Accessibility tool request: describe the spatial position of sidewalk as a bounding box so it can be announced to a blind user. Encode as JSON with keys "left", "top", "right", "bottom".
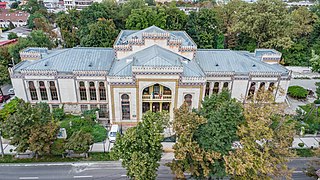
{"left": 1, "top": 141, "right": 175, "bottom": 155}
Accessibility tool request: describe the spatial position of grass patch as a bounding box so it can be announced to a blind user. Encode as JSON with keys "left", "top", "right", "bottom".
{"left": 0, "top": 152, "right": 116, "bottom": 163}
{"left": 295, "top": 149, "right": 316, "bottom": 157}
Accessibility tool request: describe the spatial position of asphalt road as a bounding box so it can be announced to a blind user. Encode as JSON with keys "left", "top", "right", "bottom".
{"left": 0, "top": 159, "right": 318, "bottom": 180}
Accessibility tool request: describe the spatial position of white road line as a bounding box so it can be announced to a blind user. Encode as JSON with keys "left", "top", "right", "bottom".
{"left": 293, "top": 171, "right": 304, "bottom": 173}
{"left": 121, "top": 175, "right": 127, "bottom": 177}
{"left": 19, "top": 177, "right": 39, "bottom": 180}
{"left": 73, "top": 176, "right": 93, "bottom": 179}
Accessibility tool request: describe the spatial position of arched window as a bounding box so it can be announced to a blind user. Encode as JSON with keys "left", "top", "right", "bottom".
{"left": 29, "top": 81, "right": 38, "bottom": 100}
{"left": 39, "top": 81, "right": 48, "bottom": 100}
{"left": 163, "top": 86, "right": 171, "bottom": 95}
{"left": 248, "top": 82, "right": 256, "bottom": 98}
{"left": 99, "top": 82, "right": 106, "bottom": 101}
{"left": 223, "top": 82, "right": 229, "bottom": 90}
{"left": 213, "top": 82, "right": 219, "bottom": 94}
{"left": 259, "top": 82, "right": 265, "bottom": 92}
{"left": 49, "top": 81, "right": 58, "bottom": 100}
{"left": 89, "top": 82, "right": 96, "bottom": 100}
{"left": 184, "top": 94, "right": 192, "bottom": 109}
{"left": 205, "top": 82, "right": 210, "bottom": 96}
{"left": 79, "top": 81, "right": 87, "bottom": 100}
{"left": 121, "top": 94, "right": 130, "bottom": 120}
{"left": 268, "top": 82, "right": 275, "bottom": 92}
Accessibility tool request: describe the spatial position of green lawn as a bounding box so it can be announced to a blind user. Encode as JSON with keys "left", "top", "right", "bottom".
{"left": 0, "top": 152, "right": 115, "bottom": 163}
{"left": 295, "top": 149, "right": 316, "bottom": 157}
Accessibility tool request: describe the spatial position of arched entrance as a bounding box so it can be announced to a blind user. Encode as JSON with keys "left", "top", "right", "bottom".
{"left": 142, "top": 83, "right": 172, "bottom": 114}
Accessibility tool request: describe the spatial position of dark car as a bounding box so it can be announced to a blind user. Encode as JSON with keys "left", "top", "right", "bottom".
{"left": 0, "top": 95, "right": 10, "bottom": 103}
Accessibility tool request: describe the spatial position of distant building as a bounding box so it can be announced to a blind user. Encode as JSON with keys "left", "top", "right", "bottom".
{"left": 0, "top": 10, "right": 29, "bottom": 28}
{"left": 0, "top": 2, "right": 7, "bottom": 9}
{"left": 10, "top": 26, "right": 291, "bottom": 126}
{"left": 64, "top": 0, "right": 100, "bottom": 10}
{"left": 43, "top": 0, "right": 65, "bottom": 13}
{"left": 178, "top": 7, "right": 199, "bottom": 15}
{"left": 0, "top": 39, "right": 17, "bottom": 47}
{"left": 286, "top": 1, "right": 315, "bottom": 7}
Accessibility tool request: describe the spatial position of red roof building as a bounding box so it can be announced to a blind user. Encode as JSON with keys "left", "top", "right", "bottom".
{"left": 0, "top": 9, "right": 29, "bottom": 28}
{"left": 0, "top": 39, "right": 17, "bottom": 47}
{"left": 0, "top": 2, "right": 7, "bottom": 9}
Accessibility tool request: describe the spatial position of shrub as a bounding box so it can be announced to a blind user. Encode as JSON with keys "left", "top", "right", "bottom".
{"left": 51, "top": 139, "right": 67, "bottom": 157}
{"left": 298, "top": 142, "right": 305, "bottom": 148}
{"left": 314, "top": 99, "right": 320, "bottom": 104}
{"left": 8, "top": 32, "right": 18, "bottom": 40}
{"left": 288, "top": 86, "right": 308, "bottom": 99}
{"left": 92, "top": 124, "right": 107, "bottom": 142}
{"left": 60, "top": 116, "right": 106, "bottom": 143}
{"left": 53, "top": 108, "right": 65, "bottom": 121}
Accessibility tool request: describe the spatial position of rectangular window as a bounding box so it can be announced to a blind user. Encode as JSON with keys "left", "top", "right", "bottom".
{"left": 50, "top": 82, "right": 58, "bottom": 101}
{"left": 90, "top": 104, "right": 97, "bottom": 110}
{"left": 30, "top": 89, "right": 38, "bottom": 100}
{"left": 80, "top": 105, "right": 88, "bottom": 112}
{"left": 52, "top": 104, "right": 59, "bottom": 109}
{"left": 89, "top": 87, "right": 97, "bottom": 100}
{"left": 40, "top": 87, "right": 48, "bottom": 100}
{"left": 99, "top": 87, "right": 106, "bottom": 101}
{"left": 80, "top": 87, "right": 87, "bottom": 100}
{"left": 121, "top": 102, "right": 130, "bottom": 120}
{"left": 99, "top": 104, "right": 108, "bottom": 118}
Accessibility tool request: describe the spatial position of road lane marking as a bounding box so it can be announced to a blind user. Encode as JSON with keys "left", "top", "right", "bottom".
{"left": 19, "top": 177, "right": 39, "bottom": 180}
{"left": 293, "top": 171, "right": 303, "bottom": 173}
{"left": 73, "top": 176, "right": 93, "bottom": 178}
{"left": 121, "top": 175, "right": 126, "bottom": 177}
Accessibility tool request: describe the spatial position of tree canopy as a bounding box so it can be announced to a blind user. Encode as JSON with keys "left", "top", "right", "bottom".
{"left": 112, "top": 111, "right": 169, "bottom": 180}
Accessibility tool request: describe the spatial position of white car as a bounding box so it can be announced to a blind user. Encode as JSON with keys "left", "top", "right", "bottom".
{"left": 108, "top": 125, "right": 119, "bottom": 143}
{"left": 8, "top": 88, "right": 14, "bottom": 95}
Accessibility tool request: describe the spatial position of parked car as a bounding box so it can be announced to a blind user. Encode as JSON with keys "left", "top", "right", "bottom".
{"left": 0, "top": 95, "right": 10, "bottom": 103}
{"left": 108, "top": 125, "right": 119, "bottom": 143}
{"left": 8, "top": 88, "right": 14, "bottom": 95}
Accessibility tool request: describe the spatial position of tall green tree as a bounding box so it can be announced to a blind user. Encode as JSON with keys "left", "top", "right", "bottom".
{"left": 310, "top": 49, "right": 320, "bottom": 72}
{"left": 2, "top": 102, "right": 58, "bottom": 154}
{"left": 56, "top": 9, "right": 80, "bottom": 48}
{"left": 65, "top": 130, "right": 93, "bottom": 157}
{"left": 28, "top": 30, "right": 54, "bottom": 49}
{"left": 28, "top": 121, "right": 59, "bottom": 158}
{"left": 193, "top": 90, "right": 245, "bottom": 178}
{"left": 8, "top": 30, "right": 52, "bottom": 63}
{"left": 164, "top": 4, "right": 187, "bottom": 30}
{"left": 168, "top": 103, "right": 221, "bottom": 179}
{"left": 290, "top": 7, "right": 317, "bottom": 39}
{"left": 315, "top": 82, "right": 320, "bottom": 99}
{"left": 80, "top": 18, "right": 118, "bottom": 47}
{"left": 23, "top": 0, "right": 46, "bottom": 14}
{"left": 233, "top": 0, "right": 292, "bottom": 49}
{"left": 217, "top": 0, "right": 248, "bottom": 49}
{"left": 112, "top": 111, "right": 169, "bottom": 180}
{"left": 224, "top": 91, "right": 295, "bottom": 179}
{"left": 125, "top": 6, "right": 167, "bottom": 30}
{"left": 186, "top": 8, "right": 220, "bottom": 48}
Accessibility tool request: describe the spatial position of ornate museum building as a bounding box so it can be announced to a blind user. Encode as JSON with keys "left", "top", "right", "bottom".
{"left": 10, "top": 26, "right": 291, "bottom": 126}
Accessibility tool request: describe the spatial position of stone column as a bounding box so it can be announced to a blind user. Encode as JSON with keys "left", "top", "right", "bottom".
{"left": 85, "top": 81, "right": 90, "bottom": 101}
{"left": 35, "top": 81, "right": 41, "bottom": 101}
{"left": 219, "top": 82, "right": 224, "bottom": 93}
{"left": 209, "top": 82, "right": 214, "bottom": 96}
{"left": 46, "top": 81, "right": 52, "bottom": 101}
{"left": 265, "top": 82, "right": 270, "bottom": 91}
{"left": 95, "top": 81, "right": 99, "bottom": 102}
